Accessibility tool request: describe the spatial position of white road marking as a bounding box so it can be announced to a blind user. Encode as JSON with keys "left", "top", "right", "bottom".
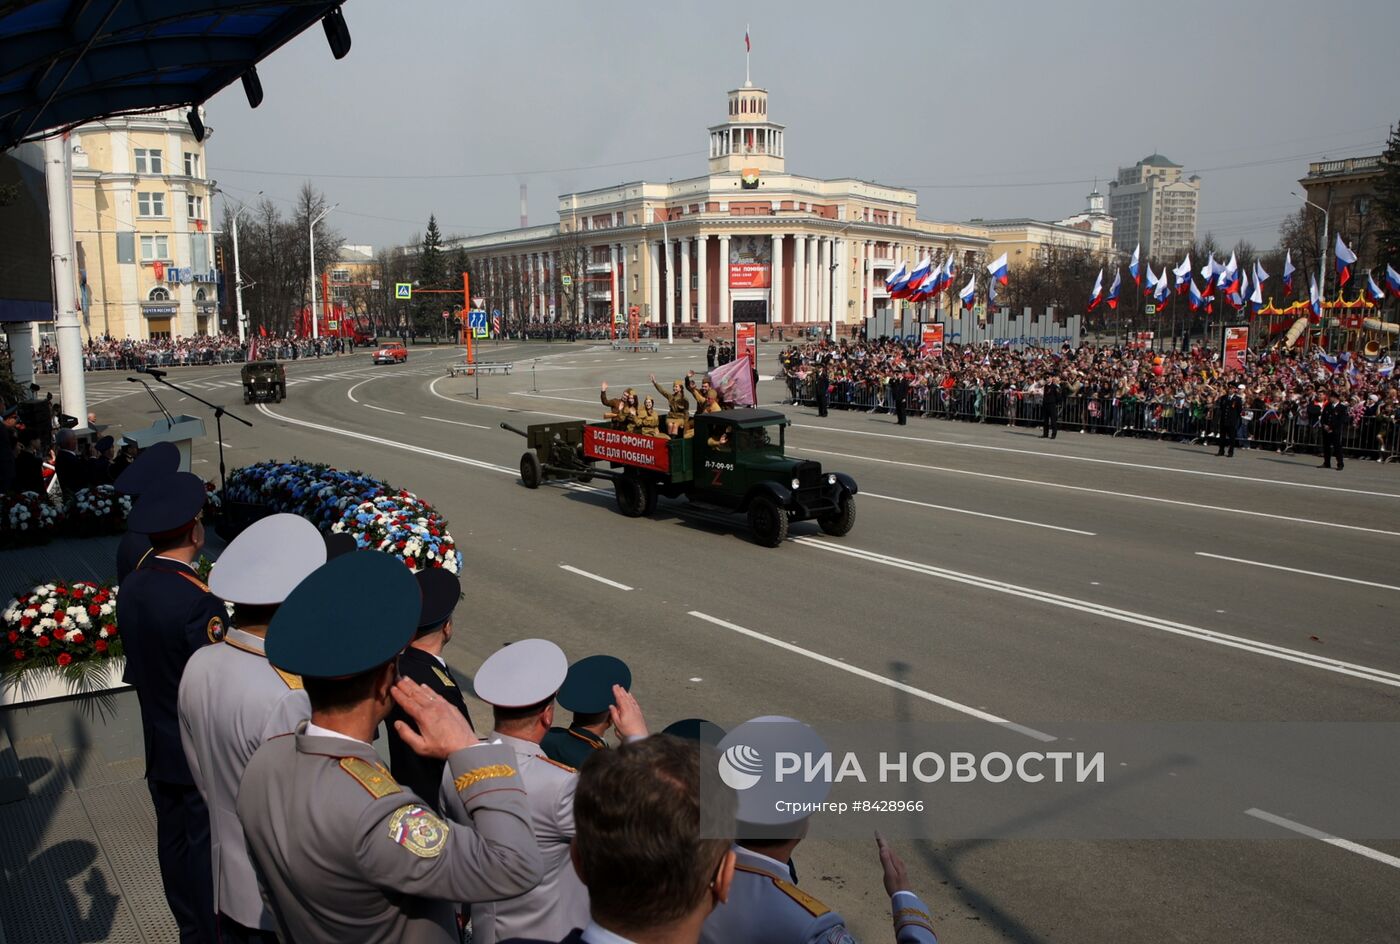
{"left": 1195, "top": 552, "right": 1400, "bottom": 592}
{"left": 512, "top": 392, "right": 596, "bottom": 405}
{"left": 559, "top": 565, "right": 633, "bottom": 591}
{"left": 791, "top": 423, "right": 1400, "bottom": 500}
{"left": 427, "top": 375, "right": 582, "bottom": 420}
{"left": 419, "top": 416, "right": 490, "bottom": 429}
{"left": 798, "top": 448, "right": 1400, "bottom": 539}
{"left": 864, "top": 491, "right": 1095, "bottom": 536}
{"left": 1244, "top": 809, "right": 1400, "bottom": 870}
{"left": 256, "top": 405, "right": 516, "bottom": 476}
{"left": 688, "top": 611, "right": 1056, "bottom": 742}
{"left": 364, "top": 403, "right": 405, "bottom": 415}
{"left": 794, "top": 538, "right": 1400, "bottom": 690}
{"left": 345, "top": 377, "right": 378, "bottom": 403}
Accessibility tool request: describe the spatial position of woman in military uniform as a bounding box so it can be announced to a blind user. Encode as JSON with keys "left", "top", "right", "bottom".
{"left": 636, "top": 397, "right": 665, "bottom": 438}
{"left": 651, "top": 374, "right": 691, "bottom": 437}
{"left": 599, "top": 382, "right": 640, "bottom": 430}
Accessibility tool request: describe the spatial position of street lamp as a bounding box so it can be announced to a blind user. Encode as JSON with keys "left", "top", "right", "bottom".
{"left": 308, "top": 202, "right": 339, "bottom": 341}
{"left": 225, "top": 190, "right": 262, "bottom": 345}
{"left": 1290, "top": 191, "right": 1329, "bottom": 305}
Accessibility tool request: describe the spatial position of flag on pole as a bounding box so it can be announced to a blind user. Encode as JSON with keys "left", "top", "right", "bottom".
{"left": 1365, "top": 271, "right": 1386, "bottom": 303}
{"left": 905, "top": 255, "right": 933, "bottom": 295}
{"left": 1188, "top": 279, "right": 1204, "bottom": 312}
{"left": 1249, "top": 274, "right": 1264, "bottom": 313}
{"left": 1387, "top": 264, "right": 1400, "bottom": 297}
{"left": 745, "top": 26, "right": 751, "bottom": 52}
{"left": 1174, "top": 254, "right": 1193, "bottom": 295}
{"left": 710, "top": 353, "right": 756, "bottom": 407}
{"left": 1153, "top": 269, "right": 1171, "bottom": 307}
{"left": 1199, "top": 253, "right": 1220, "bottom": 282}
{"left": 884, "top": 260, "right": 909, "bottom": 296}
{"left": 1087, "top": 268, "right": 1104, "bottom": 311}
{"left": 1253, "top": 259, "right": 1268, "bottom": 287}
{"left": 1334, "top": 233, "right": 1357, "bottom": 286}
{"left": 987, "top": 253, "right": 1009, "bottom": 285}
{"left": 1128, "top": 244, "right": 1141, "bottom": 285}
{"left": 1309, "top": 274, "right": 1322, "bottom": 319}
{"left": 988, "top": 275, "right": 999, "bottom": 308}
{"left": 1282, "top": 251, "right": 1296, "bottom": 294}
{"left": 958, "top": 275, "right": 976, "bottom": 310}
{"left": 1144, "top": 264, "right": 1158, "bottom": 297}
{"left": 1106, "top": 269, "right": 1122, "bottom": 309}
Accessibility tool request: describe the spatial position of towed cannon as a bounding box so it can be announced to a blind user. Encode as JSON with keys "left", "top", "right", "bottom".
{"left": 500, "top": 420, "right": 595, "bottom": 489}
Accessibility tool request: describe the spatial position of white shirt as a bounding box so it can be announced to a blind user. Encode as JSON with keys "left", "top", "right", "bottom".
{"left": 304, "top": 721, "right": 367, "bottom": 745}
{"left": 582, "top": 921, "right": 637, "bottom": 944}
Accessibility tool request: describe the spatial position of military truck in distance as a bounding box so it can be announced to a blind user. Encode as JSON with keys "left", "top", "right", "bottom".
{"left": 503, "top": 408, "right": 856, "bottom": 547}
{"left": 241, "top": 360, "right": 286, "bottom": 404}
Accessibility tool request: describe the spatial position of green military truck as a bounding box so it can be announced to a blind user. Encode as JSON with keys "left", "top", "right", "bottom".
{"left": 502, "top": 408, "right": 856, "bottom": 547}
{"left": 241, "top": 360, "right": 286, "bottom": 404}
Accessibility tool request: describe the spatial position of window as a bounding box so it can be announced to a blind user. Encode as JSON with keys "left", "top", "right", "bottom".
{"left": 134, "top": 149, "right": 163, "bottom": 174}
{"left": 195, "top": 288, "right": 207, "bottom": 301}
{"left": 137, "top": 192, "right": 166, "bottom": 217}
{"left": 148, "top": 286, "right": 170, "bottom": 301}
{"left": 332, "top": 268, "right": 350, "bottom": 283}
{"left": 184, "top": 152, "right": 199, "bottom": 177}
{"left": 140, "top": 235, "right": 169, "bottom": 260}
{"left": 632, "top": 274, "right": 639, "bottom": 292}
{"left": 187, "top": 194, "right": 203, "bottom": 220}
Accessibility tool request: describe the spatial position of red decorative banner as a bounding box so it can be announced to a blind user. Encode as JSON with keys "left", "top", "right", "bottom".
{"left": 584, "top": 425, "right": 671, "bottom": 473}
{"left": 920, "top": 323, "right": 944, "bottom": 357}
{"left": 1223, "top": 326, "right": 1249, "bottom": 372}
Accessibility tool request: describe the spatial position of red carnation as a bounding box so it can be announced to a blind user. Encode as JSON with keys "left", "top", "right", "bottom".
{"left": 88, "top": 605, "right": 101, "bottom": 617}
{"left": 19, "top": 616, "right": 31, "bottom": 628}
{"left": 36, "top": 636, "right": 50, "bottom": 648}
{"left": 54, "top": 586, "right": 67, "bottom": 597}
{"left": 53, "top": 629, "right": 66, "bottom": 642}
{"left": 95, "top": 640, "right": 108, "bottom": 653}
{"left": 108, "top": 627, "right": 119, "bottom": 638}
{"left": 11, "top": 650, "right": 23, "bottom": 660}
{"left": 68, "top": 632, "right": 83, "bottom": 645}
{"left": 57, "top": 653, "right": 72, "bottom": 667}
{"left": 6, "top": 631, "right": 17, "bottom": 643}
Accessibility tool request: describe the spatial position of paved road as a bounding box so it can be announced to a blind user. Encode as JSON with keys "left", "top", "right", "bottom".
{"left": 69, "top": 341, "right": 1400, "bottom": 942}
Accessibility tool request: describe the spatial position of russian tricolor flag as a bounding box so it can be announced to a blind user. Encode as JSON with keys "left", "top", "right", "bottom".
{"left": 1249, "top": 275, "right": 1264, "bottom": 314}
{"left": 1144, "top": 264, "right": 1158, "bottom": 297}
{"left": 987, "top": 252, "right": 1008, "bottom": 286}
{"left": 1334, "top": 234, "right": 1357, "bottom": 286}
{"left": 1366, "top": 272, "right": 1385, "bottom": 304}
{"left": 885, "top": 261, "right": 909, "bottom": 296}
{"left": 905, "top": 255, "right": 933, "bottom": 295}
{"left": 1087, "top": 268, "right": 1104, "bottom": 312}
{"left": 1188, "top": 278, "right": 1204, "bottom": 312}
{"left": 1283, "top": 251, "right": 1295, "bottom": 295}
{"left": 1387, "top": 264, "right": 1400, "bottom": 297}
{"left": 1174, "top": 254, "right": 1193, "bottom": 295}
{"left": 958, "top": 275, "right": 976, "bottom": 310}
{"left": 1129, "top": 244, "right": 1140, "bottom": 285}
{"left": 1153, "top": 270, "right": 1171, "bottom": 307}
{"left": 1106, "top": 269, "right": 1122, "bottom": 310}
{"left": 1309, "top": 274, "right": 1322, "bottom": 319}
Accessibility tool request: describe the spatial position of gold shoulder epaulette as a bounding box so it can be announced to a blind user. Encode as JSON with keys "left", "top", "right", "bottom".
{"left": 733, "top": 864, "right": 830, "bottom": 917}
{"left": 273, "top": 667, "right": 303, "bottom": 690}
{"left": 430, "top": 665, "right": 456, "bottom": 688}
{"left": 537, "top": 755, "right": 577, "bottom": 774}
{"left": 339, "top": 757, "right": 401, "bottom": 798}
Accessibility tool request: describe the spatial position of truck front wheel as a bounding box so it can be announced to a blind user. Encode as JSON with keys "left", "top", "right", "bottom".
{"left": 748, "top": 495, "right": 788, "bottom": 547}
{"left": 818, "top": 493, "right": 857, "bottom": 537}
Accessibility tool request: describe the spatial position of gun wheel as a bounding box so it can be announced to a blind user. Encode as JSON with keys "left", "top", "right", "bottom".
{"left": 520, "top": 451, "right": 542, "bottom": 489}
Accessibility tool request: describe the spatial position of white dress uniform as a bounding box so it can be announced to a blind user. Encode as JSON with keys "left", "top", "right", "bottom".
{"left": 440, "top": 638, "right": 590, "bottom": 943}
{"left": 177, "top": 514, "right": 325, "bottom": 934}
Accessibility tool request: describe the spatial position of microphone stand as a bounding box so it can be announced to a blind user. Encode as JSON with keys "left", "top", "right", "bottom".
{"left": 138, "top": 372, "right": 254, "bottom": 499}
{"left": 126, "top": 376, "right": 177, "bottom": 429}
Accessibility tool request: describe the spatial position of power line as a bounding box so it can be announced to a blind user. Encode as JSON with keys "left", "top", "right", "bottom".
{"left": 211, "top": 150, "right": 704, "bottom": 181}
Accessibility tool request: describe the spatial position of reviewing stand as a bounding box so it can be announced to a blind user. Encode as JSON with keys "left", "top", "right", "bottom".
{"left": 132, "top": 367, "right": 253, "bottom": 495}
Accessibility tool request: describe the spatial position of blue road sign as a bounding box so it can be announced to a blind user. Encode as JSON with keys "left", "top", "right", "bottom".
{"left": 468, "top": 310, "right": 487, "bottom": 329}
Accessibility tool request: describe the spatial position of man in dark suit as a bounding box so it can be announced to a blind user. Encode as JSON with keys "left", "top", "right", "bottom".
{"left": 1320, "top": 389, "right": 1349, "bottom": 470}
{"left": 89, "top": 435, "right": 115, "bottom": 484}
{"left": 384, "top": 569, "right": 471, "bottom": 811}
{"left": 13, "top": 430, "right": 45, "bottom": 495}
{"left": 890, "top": 372, "right": 911, "bottom": 426}
{"left": 814, "top": 362, "right": 830, "bottom": 418}
{"left": 1216, "top": 384, "right": 1245, "bottom": 457}
{"left": 119, "top": 472, "right": 225, "bottom": 943}
{"left": 1041, "top": 375, "right": 1062, "bottom": 439}
{"left": 54, "top": 427, "right": 89, "bottom": 497}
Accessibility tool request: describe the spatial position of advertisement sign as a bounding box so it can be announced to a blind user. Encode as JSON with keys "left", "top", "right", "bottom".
{"left": 734, "top": 320, "right": 757, "bottom": 369}
{"left": 1223, "top": 326, "right": 1249, "bottom": 372}
{"left": 728, "top": 235, "right": 772, "bottom": 289}
{"left": 920, "top": 323, "right": 944, "bottom": 357}
{"left": 584, "top": 425, "right": 671, "bottom": 473}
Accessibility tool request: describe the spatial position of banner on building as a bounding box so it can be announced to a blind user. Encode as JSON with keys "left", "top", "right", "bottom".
{"left": 1223, "top": 326, "right": 1249, "bottom": 372}
{"left": 920, "top": 323, "right": 944, "bottom": 357}
{"left": 728, "top": 235, "right": 772, "bottom": 289}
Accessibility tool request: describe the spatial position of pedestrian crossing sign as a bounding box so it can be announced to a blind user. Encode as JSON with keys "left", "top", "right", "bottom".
{"left": 395, "top": 283, "right": 412, "bottom": 299}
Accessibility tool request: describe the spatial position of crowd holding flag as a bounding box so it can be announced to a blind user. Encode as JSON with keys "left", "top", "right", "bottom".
{"left": 1129, "top": 244, "right": 1141, "bottom": 285}
{"left": 1334, "top": 234, "right": 1357, "bottom": 286}
{"left": 1106, "top": 269, "right": 1122, "bottom": 310}
{"left": 1087, "top": 268, "right": 1104, "bottom": 312}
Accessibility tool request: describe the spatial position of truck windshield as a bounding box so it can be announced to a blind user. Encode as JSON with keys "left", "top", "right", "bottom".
{"left": 736, "top": 427, "right": 780, "bottom": 453}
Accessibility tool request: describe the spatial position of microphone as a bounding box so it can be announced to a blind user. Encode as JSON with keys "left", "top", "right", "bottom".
{"left": 127, "top": 377, "right": 140, "bottom": 383}
{"left": 143, "top": 367, "right": 168, "bottom": 379}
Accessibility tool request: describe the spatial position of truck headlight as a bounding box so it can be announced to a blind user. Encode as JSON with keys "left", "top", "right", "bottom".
{"left": 827, "top": 474, "right": 836, "bottom": 485}
{"left": 791, "top": 477, "right": 801, "bottom": 489}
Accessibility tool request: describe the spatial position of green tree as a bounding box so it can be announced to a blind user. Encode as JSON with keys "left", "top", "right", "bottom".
{"left": 1374, "top": 123, "right": 1400, "bottom": 267}
{"left": 413, "top": 214, "right": 445, "bottom": 340}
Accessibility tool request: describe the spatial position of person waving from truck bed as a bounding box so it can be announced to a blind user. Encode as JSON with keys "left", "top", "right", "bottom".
{"left": 600, "top": 382, "right": 640, "bottom": 431}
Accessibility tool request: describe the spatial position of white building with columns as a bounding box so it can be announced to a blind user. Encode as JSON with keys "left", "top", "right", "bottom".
{"left": 448, "top": 76, "right": 990, "bottom": 331}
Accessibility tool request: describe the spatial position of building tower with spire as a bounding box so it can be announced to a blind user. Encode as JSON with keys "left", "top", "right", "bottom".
{"left": 708, "top": 82, "right": 785, "bottom": 176}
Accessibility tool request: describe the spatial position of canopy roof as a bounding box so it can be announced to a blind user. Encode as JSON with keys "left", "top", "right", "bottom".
{"left": 0, "top": 0, "right": 343, "bottom": 151}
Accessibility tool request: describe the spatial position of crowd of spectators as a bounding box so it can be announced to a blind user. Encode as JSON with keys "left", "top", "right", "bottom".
{"left": 780, "top": 338, "right": 1400, "bottom": 461}
{"left": 31, "top": 334, "right": 366, "bottom": 373}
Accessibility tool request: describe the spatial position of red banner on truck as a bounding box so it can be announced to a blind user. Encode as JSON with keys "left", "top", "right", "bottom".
{"left": 584, "top": 425, "right": 671, "bottom": 473}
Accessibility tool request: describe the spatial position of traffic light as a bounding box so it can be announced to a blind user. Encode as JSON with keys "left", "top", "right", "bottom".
{"left": 215, "top": 245, "right": 225, "bottom": 272}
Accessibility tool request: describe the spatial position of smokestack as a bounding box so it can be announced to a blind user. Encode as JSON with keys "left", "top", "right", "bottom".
{"left": 519, "top": 183, "right": 528, "bottom": 228}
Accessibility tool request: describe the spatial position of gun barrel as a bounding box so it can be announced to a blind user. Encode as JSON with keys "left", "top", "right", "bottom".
{"left": 499, "top": 421, "right": 529, "bottom": 437}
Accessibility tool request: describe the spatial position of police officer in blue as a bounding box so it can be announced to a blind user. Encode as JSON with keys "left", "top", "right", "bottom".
{"left": 540, "top": 654, "right": 634, "bottom": 770}
{"left": 384, "top": 568, "right": 474, "bottom": 812}
{"left": 112, "top": 440, "right": 181, "bottom": 582}
{"left": 118, "top": 470, "right": 225, "bottom": 943}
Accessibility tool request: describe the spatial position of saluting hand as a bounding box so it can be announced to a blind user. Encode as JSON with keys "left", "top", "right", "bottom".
{"left": 390, "top": 677, "right": 479, "bottom": 758}
{"left": 609, "top": 684, "right": 650, "bottom": 739}
{"left": 876, "top": 831, "right": 911, "bottom": 897}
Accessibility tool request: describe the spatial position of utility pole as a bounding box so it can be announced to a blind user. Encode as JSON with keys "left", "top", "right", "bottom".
{"left": 308, "top": 202, "right": 338, "bottom": 341}
{"left": 44, "top": 134, "right": 87, "bottom": 431}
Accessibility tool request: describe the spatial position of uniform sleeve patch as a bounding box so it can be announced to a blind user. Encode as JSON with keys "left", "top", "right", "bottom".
{"left": 536, "top": 755, "right": 578, "bottom": 774}
{"left": 452, "top": 763, "right": 517, "bottom": 793}
{"left": 206, "top": 616, "right": 225, "bottom": 643}
{"left": 339, "top": 756, "right": 401, "bottom": 798}
{"left": 816, "top": 927, "right": 856, "bottom": 944}
{"left": 430, "top": 665, "right": 456, "bottom": 688}
{"left": 387, "top": 804, "right": 450, "bottom": 858}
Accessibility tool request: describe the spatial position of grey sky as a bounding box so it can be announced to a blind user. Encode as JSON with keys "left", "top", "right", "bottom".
{"left": 205, "top": 0, "right": 1400, "bottom": 256}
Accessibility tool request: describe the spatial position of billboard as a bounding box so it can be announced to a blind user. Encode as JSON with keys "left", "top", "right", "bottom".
{"left": 728, "top": 234, "right": 771, "bottom": 289}
{"left": 920, "top": 323, "right": 944, "bottom": 357}
{"left": 1223, "top": 326, "right": 1249, "bottom": 372}
{"left": 734, "top": 320, "right": 757, "bottom": 369}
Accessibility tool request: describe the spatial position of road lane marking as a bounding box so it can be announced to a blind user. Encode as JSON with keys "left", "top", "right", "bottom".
{"left": 364, "top": 403, "right": 404, "bottom": 415}
{"left": 1244, "top": 809, "right": 1400, "bottom": 870}
{"left": 790, "top": 423, "right": 1400, "bottom": 499}
{"left": 256, "top": 404, "right": 516, "bottom": 476}
{"left": 798, "top": 448, "right": 1400, "bottom": 538}
{"left": 420, "top": 415, "right": 490, "bottom": 429}
{"left": 427, "top": 376, "right": 583, "bottom": 420}
{"left": 688, "top": 611, "right": 1056, "bottom": 742}
{"left": 864, "top": 491, "right": 1095, "bottom": 536}
{"left": 1194, "top": 553, "right": 1400, "bottom": 592}
{"left": 793, "top": 538, "right": 1400, "bottom": 690}
{"left": 560, "top": 565, "right": 633, "bottom": 591}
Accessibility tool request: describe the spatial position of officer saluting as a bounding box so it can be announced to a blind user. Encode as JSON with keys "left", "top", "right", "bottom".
{"left": 112, "top": 440, "right": 180, "bottom": 582}
{"left": 119, "top": 471, "right": 225, "bottom": 943}
{"left": 541, "top": 654, "right": 636, "bottom": 769}
{"left": 236, "top": 551, "right": 542, "bottom": 944}
{"left": 178, "top": 514, "right": 325, "bottom": 943}
{"left": 385, "top": 568, "right": 473, "bottom": 812}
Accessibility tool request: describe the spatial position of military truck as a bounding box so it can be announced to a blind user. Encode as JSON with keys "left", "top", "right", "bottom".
{"left": 502, "top": 408, "right": 856, "bottom": 547}
{"left": 241, "top": 360, "right": 286, "bottom": 403}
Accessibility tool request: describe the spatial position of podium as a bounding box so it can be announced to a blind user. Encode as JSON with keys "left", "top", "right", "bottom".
{"left": 123, "top": 415, "right": 207, "bottom": 472}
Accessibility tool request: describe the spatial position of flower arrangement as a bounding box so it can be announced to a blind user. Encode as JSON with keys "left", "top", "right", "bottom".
{"left": 2, "top": 580, "right": 121, "bottom": 689}
{"left": 65, "top": 484, "right": 133, "bottom": 537}
{"left": 224, "top": 460, "right": 463, "bottom": 572}
{"left": 0, "top": 491, "right": 61, "bottom": 547}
